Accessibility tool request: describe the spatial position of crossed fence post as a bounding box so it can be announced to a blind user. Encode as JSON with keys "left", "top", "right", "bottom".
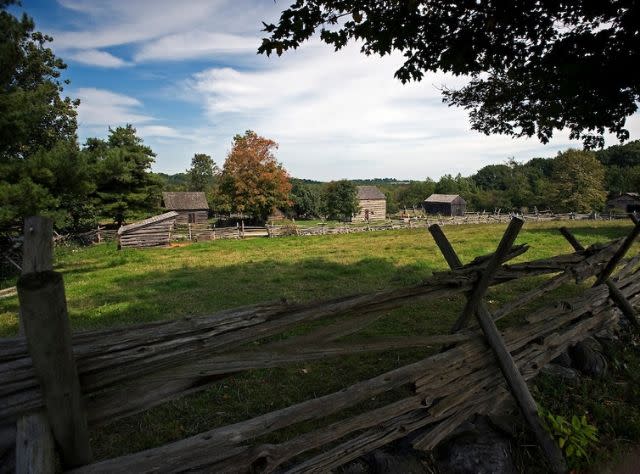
{"left": 429, "top": 217, "right": 567, "bottom": 474}
{"left": 559, "top": 214, "right": 640, "bottom": 330}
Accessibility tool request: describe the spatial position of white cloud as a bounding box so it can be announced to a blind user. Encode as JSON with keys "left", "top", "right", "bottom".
{"left": 75, "top": 87, "right": 154, "bottom": 128}
{"left": 182, "top": 43, "right": 572, "bottom": 179}
{"left": 134, "top": 31, "right": 258, "bottom": 62}
{"left": 53, "top": 0, "right": 227, "bottom": 49}
{"left": 137, "top": 125, "right": 189, "bottom": 139}
{"left": 52, "top": 0, "right": 278, "bottom": 60}
{"left": 68, "top": 49, "right": 131, "bottom": 68}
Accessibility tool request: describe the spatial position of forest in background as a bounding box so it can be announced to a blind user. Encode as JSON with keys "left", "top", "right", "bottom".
{"left": 160, "top": 139, "right": 640, "bottom": 220}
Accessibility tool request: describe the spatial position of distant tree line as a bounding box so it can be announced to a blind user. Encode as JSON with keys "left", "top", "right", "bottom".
{"left": 284, "top": 142, "right": 640, "bottom": 218}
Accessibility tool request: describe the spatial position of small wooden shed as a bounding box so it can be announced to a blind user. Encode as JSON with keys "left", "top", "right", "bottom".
{"left": 423, "top": 194, "right": 466, "bottom": 216}
{"left": 607, "top": 192, "right": 640, "bottom": 213}
{"left": 117, "top": 211, "right": 178, "bottom": 249}
{"left": 162, "top": 192, "right": 209, "bottom": 224}
{"left": 353, "top": 186, "right": 386, "bottom": 221}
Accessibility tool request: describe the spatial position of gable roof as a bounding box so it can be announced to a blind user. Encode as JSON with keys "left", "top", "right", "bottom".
{"left": 357, "top": 186, "right": 386, "bottom": 200}
{"left": 118, "top": 211, "right": 178, "bottom": 235}
{"left": 609, "top": 192, "right": 640, "bottom": 200}
{"left": 424, "top": 194, "right": 464, "bottom": 203}
{"left": 162, "top": 192, "right": 209, "bottom": 210}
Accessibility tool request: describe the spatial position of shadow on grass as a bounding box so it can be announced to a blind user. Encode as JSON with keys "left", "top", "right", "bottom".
{"left": 0, "top": 255, "right": 446, "bottom": 337}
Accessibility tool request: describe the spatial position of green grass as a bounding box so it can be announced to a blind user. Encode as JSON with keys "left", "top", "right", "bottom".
{"left": 1, "top": 219, "right": 638, "bottom": 468}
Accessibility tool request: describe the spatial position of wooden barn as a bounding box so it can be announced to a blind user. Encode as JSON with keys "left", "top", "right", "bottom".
{"left": 117, "top": 211, "right": 178, "bottom": 249}
{"left": 607, "top": 192, "right": 640, "bottom": 213}
{"left": 162, "top": 192, "right": 209, "bottom": 224}
{"left": 353, "top": 186, "right": 386, "bottom": 221}
{"left": 423, "top": 194, "right": 467, "bottom": 216}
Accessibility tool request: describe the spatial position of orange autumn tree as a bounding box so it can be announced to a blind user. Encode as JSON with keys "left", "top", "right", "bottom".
{"left": 219, "top": 131, "right": 292, "bottom": 222}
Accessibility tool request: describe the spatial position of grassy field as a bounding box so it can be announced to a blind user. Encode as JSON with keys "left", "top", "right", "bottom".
{"left": 1, "top": 219, "right": 639, "bottom": 470}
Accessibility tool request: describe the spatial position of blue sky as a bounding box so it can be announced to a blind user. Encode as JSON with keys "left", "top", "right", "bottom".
{"left": 21, "top": 0, "right": 640, "bottom": 180}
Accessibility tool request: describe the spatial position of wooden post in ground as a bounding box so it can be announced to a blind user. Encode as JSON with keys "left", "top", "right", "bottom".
{"left": 430, "top": 218, "right": 567, "bottom": 474}
{"left": 447, "top": 218, "right": 525, "bottom": 333}
{"left": 17, "top": 216, "right": 92, "bottom": 469}
{"left": 594, "top": 215, "right": 640, "bottom": 286}
{"left": 559, "top": 226, "right": 640, "bottom": 330}
{"left": 16, "top": 216, "right": 56, "bottom": 474}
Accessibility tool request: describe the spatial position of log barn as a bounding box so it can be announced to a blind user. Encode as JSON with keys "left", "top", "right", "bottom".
{"left": 162, "top": 192, "right": 209, "bottom": 224}
{"left": 607, "top": 192, "right": 640, "bottom": 213}
{"left": 423, "top": 194, "right": 467, "bottom": 216}
{"left": 353, "top": 186, "right": 386, "bottom": 221}
{"left": 117, "top": 211, "right": 178, "bottom": 249}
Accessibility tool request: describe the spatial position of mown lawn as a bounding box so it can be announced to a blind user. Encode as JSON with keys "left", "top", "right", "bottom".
{"left": 1, "top": 219, "right": 639, "bottom": 470}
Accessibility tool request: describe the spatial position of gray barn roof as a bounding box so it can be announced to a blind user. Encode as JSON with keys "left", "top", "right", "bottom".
{"left": 357, "top": 186, "right": 386, "bottom": 200}
{"left": 162, "top": 192, "right": 209, "bottom": 210}
{"left": 424, "top": 194, "right": 465, "bottom": 203}
{"left": 118, "top": 211, "right": 178, "bottom": 235}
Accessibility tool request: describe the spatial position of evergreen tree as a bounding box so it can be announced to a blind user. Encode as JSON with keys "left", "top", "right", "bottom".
{"left": 0, "top": 0, "right": 83, "bottom": 228}
{"left": 85, "top": 125, "right": 160, "bottom": 226}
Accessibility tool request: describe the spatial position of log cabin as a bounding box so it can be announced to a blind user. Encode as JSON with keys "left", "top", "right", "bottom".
{"left": 162, "top": 192, "right": 209, "bottom": 224}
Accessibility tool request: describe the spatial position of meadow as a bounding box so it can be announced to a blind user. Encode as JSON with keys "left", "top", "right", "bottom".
{"left": 1, "top": 219, "right": 639, "bottom": 471}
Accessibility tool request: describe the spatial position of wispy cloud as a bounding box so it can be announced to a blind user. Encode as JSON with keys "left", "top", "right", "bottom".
{"left": 183, "top": 42, "right": 579, "bottom": 179}
{"left": 53, "top": 0, "right": 228, "bottom": 49}
{"left": 68, "top": 49, "right": 131, "bottom": 68}
{"left": 134, "top": 31, "right": 258, "bottom": 62}
{"left": 75, "top": 87, "right": 154, "bottom": 128}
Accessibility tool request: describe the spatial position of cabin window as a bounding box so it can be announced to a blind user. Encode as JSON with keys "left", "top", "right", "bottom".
{"left": 188, "top": 213, "right": 196, "bottom": 223}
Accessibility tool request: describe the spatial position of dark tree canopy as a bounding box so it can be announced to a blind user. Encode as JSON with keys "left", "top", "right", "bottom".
{"left": 260, "top": 1, "right": 640, "bottom": 148}
{"left": 83, "top": 125, "right": 160, "bottom": 226}
{"left": 0, "top": 0, "right": 82, "bottom": 228}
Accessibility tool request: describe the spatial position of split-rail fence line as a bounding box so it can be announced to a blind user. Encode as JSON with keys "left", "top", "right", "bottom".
{"left": 1, "top": 214, "right": 639, "bottom": 473}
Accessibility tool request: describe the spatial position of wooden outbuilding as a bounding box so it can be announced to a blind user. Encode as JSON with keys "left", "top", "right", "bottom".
{"left": 353, "top": 186, "right": 386, "bottom": 221}
{"left": 423, "top": 194, "right": 467, "bottom": 216}
{"left": 607, "top": 192, "right": 640, "bottom": 213}
{"left": 117, "top": 211, "right": 178, "bottom": 249}
{"left": 162, "top": 192, "right": 209, "bottom": 224}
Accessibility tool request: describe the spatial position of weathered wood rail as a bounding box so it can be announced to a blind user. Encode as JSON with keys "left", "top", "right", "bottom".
{"left": 1, "top": 215, "right": 639, "bottom": 473}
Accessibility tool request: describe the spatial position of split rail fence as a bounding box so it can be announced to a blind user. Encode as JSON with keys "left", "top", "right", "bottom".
{"left": 1, "top": 215, "right": 640, "bottom": 473}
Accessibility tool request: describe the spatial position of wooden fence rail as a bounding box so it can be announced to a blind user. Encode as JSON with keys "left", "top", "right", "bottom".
{"left": 2, "top": 215, "right": 639, "bottom": 473}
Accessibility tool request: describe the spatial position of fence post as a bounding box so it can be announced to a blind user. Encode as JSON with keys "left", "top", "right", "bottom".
{"left": 593, "top": 214, "right": 640, "bottom": 286}
{"left": 16, "top": 217, "right": 56, "bottom": 474}
{"left": 17, "top": 216, "right": 92, "bottom": 468}
{"left": 559, "top": 226, "right": 640, "bottom": 330}
{"left": 430, "top": 218, "right": 567, "bottom": 474}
